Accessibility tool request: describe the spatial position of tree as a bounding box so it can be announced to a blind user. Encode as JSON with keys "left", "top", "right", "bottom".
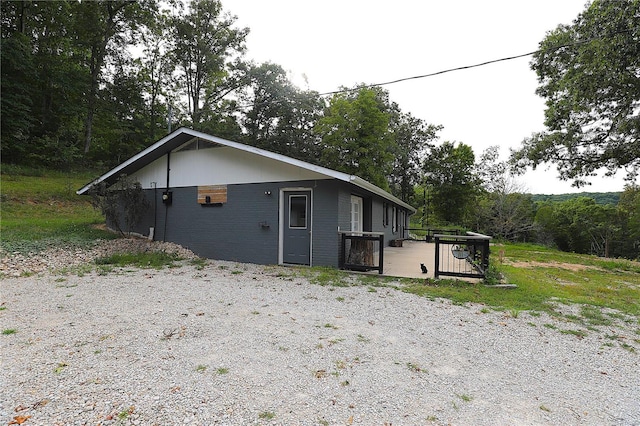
{"left": 170, "top": 0, "right": 248, "bottom": 127}
{"left": 137, "top": 9, "right": 175, "bottom": 141}
{"left": 423, "top": 141, "right": 480, "bottom": 225}
{"left": 240, "top": 62, "right": 323, "bottom": 161}
{"left": 475, "top": 146, "right": 536, "bottom": 240}
{"left": 1, "top": 1, "right": 87, "bottom": 168}
{"left": 315, "top": 87, "right": 394, "bottom": 190}
{"left": 534, "top": 197, "right": 619, "bottom": 256}
{"left": 511, "top": 0, "right": 640, "bottom": 187}
{"left": 388, "top": 112, "right": 441, "bottom": 203}
{"left": 0, "top": 31, "right": 34, "bottom": 163}
{"left": 616, "top": 184, "right": 640, "bottom": 257}
{"left": 73, "top": 0, "right": 155, "bottom": 154}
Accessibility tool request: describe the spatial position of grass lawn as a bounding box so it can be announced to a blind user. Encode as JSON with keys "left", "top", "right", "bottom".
{"left": 402, "top": 244, "right": 640, "bottom": 318}
{"left": 1, "top": 167, "right": 116, "bottom": 253}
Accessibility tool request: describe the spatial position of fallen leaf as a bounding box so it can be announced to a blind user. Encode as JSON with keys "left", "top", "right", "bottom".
{"left": 9, "top": 416, "right": 31, "bottom": 425}
{"left": 347, "top": 415, "right": 353, "bottom": 425}
{"left": 13, "top": 405, "right": 28, "bottom": 412}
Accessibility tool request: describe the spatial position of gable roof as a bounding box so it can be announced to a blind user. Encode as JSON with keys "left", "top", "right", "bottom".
{"left": 77, "top": 127, "right": 416, "bottom": 213}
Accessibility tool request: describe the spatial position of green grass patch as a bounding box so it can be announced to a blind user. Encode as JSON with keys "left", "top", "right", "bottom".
{"left": 94, "top": 252, "right": 181, "bottom": 269}
{"left": 297, "top": 266, "right": 352, "bottom": 287}
{"left": 258, "top": 411, "right": 276, "bottom": 420}
{"left": 1, "top": 169, "right": 116, "bottom": 254}
{"left": 402, "top": 242, "right": 640, "bottom": 321}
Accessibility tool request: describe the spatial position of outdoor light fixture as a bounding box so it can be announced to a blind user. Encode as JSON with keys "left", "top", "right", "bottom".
{"left": 264, "top": 190, "right": 272, "bottom": 196}
{"left": 162, "top": 191, "right": 173, "bottom": 205}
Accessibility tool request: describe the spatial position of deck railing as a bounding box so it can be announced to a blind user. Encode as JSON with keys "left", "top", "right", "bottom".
{"left": 434, "top": 232, "right": 491, "bottom": 279}
{"left": 339, "top": 231, "right": 384, "bottom": 274}
{"left": 407, "top": 227, "right": 462, "bottom": 242}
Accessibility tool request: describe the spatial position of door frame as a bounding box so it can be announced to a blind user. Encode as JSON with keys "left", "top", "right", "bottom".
{"left": 279, "top": 187, "right": 313, "bottom": 265}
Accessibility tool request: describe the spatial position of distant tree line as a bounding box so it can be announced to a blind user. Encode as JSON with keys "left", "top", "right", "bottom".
{"left": 531, "top": 193, "right": 621, "bottom": 206}
{"left": 411, "top": 144, "right": 640, "bottom": 260}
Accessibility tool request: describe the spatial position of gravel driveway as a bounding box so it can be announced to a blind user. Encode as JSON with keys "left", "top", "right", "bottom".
{"left": 1, "top": 255, "right": 639, "bottom": 425}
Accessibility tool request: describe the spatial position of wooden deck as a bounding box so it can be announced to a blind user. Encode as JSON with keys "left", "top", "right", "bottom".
{"left": 381, "top": 240, "right": 436, "bottom": 279}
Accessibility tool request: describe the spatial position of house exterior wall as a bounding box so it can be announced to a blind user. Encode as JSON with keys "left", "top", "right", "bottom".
{"left": 112, "top": 179, "right": 412, "bottom": 268}
{"left": 117, "top": 179, "right": 345, "bottom": 267}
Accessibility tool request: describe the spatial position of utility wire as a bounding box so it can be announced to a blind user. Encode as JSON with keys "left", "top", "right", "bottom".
{"left": 237, "top": 27, "right": 636, "bottom": 108}
{"left": 317, "top": 50, "right": 537, "bottom": 97}
{"left": 318, "top": 27, "right": 635, "bottom": 96}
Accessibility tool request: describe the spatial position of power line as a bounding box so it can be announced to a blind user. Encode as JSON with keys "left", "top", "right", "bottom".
{"left": 318, "top": 27, "right": 636, "bottom": 96}
{"left": 238, "top": 27, "right": 636, "bottom": 108}
{"left": 317, "top": 50, "right": 537, "bottom": 97}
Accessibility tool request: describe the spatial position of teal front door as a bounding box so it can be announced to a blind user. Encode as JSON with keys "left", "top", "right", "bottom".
{"left": 283, "top": 191, "right": 311, "bottom": 265}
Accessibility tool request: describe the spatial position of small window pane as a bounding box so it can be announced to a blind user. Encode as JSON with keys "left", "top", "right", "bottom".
{"left": 289, "top": 195, "right": 307, "bottom": 228}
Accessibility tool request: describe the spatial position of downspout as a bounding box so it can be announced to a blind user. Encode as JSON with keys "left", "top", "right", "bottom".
{"left": 152, "top": 181, "right": 157, "bottom": 240}
{"left": 163, "top": 151, "right": 171, "bottom": 241}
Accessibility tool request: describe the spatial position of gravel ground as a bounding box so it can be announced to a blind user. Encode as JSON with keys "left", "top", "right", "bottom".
{"left": 1, "top": 241, "right": 639, "bottom": 425}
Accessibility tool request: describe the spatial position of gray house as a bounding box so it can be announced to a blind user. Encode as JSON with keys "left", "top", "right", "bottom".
{"left": 78, "top": 128, "right": 415, "bottom": 268}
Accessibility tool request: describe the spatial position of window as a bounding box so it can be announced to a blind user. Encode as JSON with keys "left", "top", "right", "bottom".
{"left": 289, "top": 195, "right": 307, "bottom": 228}
{"left": 392, "top": 206, "right": 397, "bottom": 233}
{"left": 383, "top": 203, "right": 389, "bottom": 227}
{"left": 350, "top": 195, "right": 363, "bottom": 232}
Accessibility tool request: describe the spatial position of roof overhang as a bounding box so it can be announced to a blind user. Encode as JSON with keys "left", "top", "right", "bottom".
{"left": 77, "top": 127, "right": 416, "bottom": 214}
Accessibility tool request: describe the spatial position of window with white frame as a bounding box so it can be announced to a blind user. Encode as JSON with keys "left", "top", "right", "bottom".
{"left": 350, "top": 195, "right": 363, "bottom": 232}
{"left": 392, "top": 206, "right": 397, "bottom": 233}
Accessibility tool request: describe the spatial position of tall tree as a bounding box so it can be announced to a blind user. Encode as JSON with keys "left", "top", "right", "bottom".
{"left": 511, "top": 0, "right": 640, "bottom": 186}
{"left": 137, "top": 9, "right": 174, "bottom": 141}
{"left": 1, "top": 1, "right": 87, "bottom": 167}
{"left": 240, "top": 62, "right": 323, "bottom": 161}
{"left": 476, "top": 146, "right": 535, "bottom": 240}
{"left": 423, "top": 141, "right": 480, "bottom": 225}
{"left": 72, "top": 0, "right": 153, "bottom": 154}
{"left": 388, "top": 111, "right": 441, "bottom": 203}
{"left": 171, "top": 0, "right": 248, "bottom": 127}
{"left": 315, "top": 87, "right": 394, "bottom": 190}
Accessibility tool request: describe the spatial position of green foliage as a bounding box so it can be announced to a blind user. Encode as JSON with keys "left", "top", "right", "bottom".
{"left": 388, "top": 112, "right": 441, "bottom": 203}
{"left": 0, "top": 169, "right": 116, "bottom": 254}
{"left": 171, "top": 0, "right": 248, "bottom": 127}
{"left": 534, "top": 197, "right": 622, "bottom": 257}
{"left": 531, "top": 192, "right": 621, "bottom": 205}
{"left": 94, "top": 251, "right": 181, "bottom": 269}
{"left": 2, "top": 0, "right": 445, "bottom": 202}
{"left": 511, "top": 0, "right": 640, "bottom": 185}
{"left": 89, "top": 174, "right": 150, "bottom": 236}
{"left": 240, "top": 62, "right": 324, "bottom": 161}
{"left": 316, "top": 87, "right": 394, "bottom": 190}
{"left": 423, "top": 141, "right": 481, "bottom": 225}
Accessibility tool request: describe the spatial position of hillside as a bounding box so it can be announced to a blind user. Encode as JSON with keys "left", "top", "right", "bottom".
{"left": 530, "top": 192, "right": 621, "bottom": 205}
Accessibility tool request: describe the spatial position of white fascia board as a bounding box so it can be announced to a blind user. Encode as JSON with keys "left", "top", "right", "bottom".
{"left": 349, "top": 176, "right": 417, "bottom": 214}
{"left": 76, "top": 128, "right": 193, "bottom": 195}
{"left": 77, "top": 127, "right": 417, "bottom": 215}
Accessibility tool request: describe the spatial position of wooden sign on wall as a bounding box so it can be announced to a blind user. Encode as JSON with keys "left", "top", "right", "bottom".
{"left": 198, "top": 185, "right": 227, "bottom": 204}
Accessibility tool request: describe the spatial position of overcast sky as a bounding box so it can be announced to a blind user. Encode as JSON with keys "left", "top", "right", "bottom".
{"left": 227, "top": 0, "right": 627, "bottom": 194}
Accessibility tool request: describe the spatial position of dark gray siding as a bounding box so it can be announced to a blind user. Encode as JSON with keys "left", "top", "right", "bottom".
{"left": 310, "top": 180, "right": 340, "bottom": 267}
{"left": 156, "top": 183, "right": 280, "bottom": 264}
{"left": 110, "top": 178, "right": 412, "bottom": 267}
